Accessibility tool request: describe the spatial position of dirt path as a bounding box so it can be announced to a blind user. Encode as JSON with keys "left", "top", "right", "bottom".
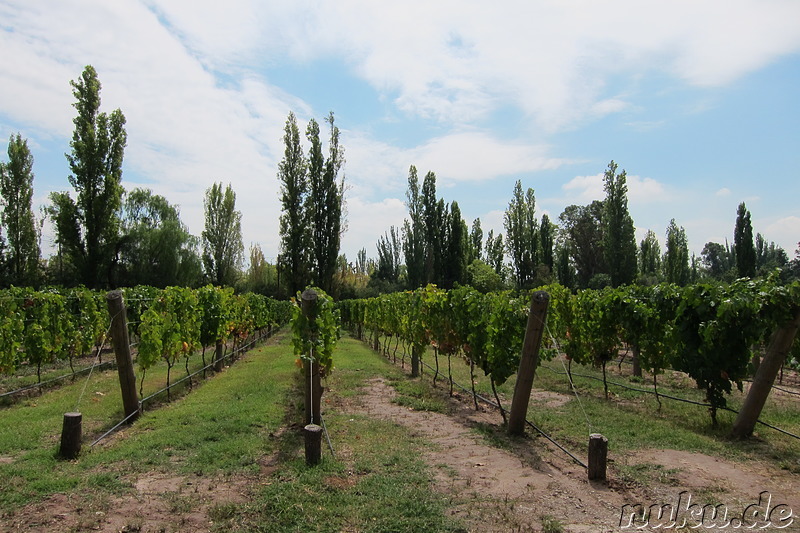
{"left": 355, "top": 376, "right": 632, "bottom": 532}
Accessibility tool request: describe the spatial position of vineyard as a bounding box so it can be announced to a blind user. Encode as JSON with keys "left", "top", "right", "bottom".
{"left": 338, "top": 276, "right": 800, "bottom": 431}
{"left": 1, "top": 279, "right": 799, "bottom": 531}
{"left": 0, "top": 286, "right": 292, "bottom": 410}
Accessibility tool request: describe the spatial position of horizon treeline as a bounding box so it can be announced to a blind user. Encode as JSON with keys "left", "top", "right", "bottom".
{"left": 1, "top": 65, "right": 798, "bottom": 299}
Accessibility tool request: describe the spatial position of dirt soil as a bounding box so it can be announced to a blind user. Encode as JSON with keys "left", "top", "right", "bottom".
{"left": 4, "top": 375, "right": 798, "bottom": 532}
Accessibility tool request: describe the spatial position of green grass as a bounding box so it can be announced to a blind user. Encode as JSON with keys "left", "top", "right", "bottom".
{"left": 209, "top": 335, "right": 465, "bottom": 532}
{"left": 0, "top": 332, "right": 296, "bottom": 511}
{"left": 0, "top": 334, "right": 466, "bottom": 532}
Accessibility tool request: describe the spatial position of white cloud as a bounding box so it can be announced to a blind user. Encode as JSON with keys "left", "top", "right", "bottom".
{"left": 715, "top": 188, "right": 732, "bottom": 197}
{"left": 340, "top": 196, "right": 407, "bottom": 260}
{"left": 763, "top": 216, "right": 800, "bottom": 252}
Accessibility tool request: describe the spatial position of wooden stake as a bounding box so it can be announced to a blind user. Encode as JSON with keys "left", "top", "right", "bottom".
{"left": 59, "top": 412, "right": 82, "bottom": 460}
{"left": 304, "top": 424, "right": 323, "bottom": 466}
{"left": 588, "top": 433, "right": 608, "bottom": 481}
{"left": 508, "top": 290, "right": 550, "bottom": 436}
{"left": 301, "top": 289, "right": 322, "bottom": 426}
{"left": 106, "top": 291, "right": 140, "bottom": 423}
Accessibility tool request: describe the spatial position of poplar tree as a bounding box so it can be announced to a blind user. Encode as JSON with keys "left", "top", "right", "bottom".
{"left": 469, "top": 218, "right": 483, "bottom": 263}
{"left": 277, "top": 112, "right": 310, "bottom": 294}
{"left": 402, "top": 166, "right": 426, "bottom": 288}
{"left": 49, "top": 65, "right": 126, "bottom": 288}
{"left": 540, "top": 213, "right": 554, "bottom": 272}
{"left": 602, "top": 161, "right": 637, "bottom": 287}
{"left": 0, "top": 134, "right": 40, "bottom": 286}
{"left": 639, "top": 229, "right": 662, "bottom": 279}
{"left": 443, "top": 201, "right": 468, "bottom": 289}
{"left": 485, "top": 229, "right": 505, "bottom": 278}
{"left": 664, "top": 219, "right": 690, "bottom": 285}
{"left": 734, "top": 202, "right": 756, "bottom": 278}
{"left": 504, "top": 180, "right": 538, "bottom": 289}
{"left": 307, "top": 112, "right": 345, "bottom": 293}
{"left": 201, "top": 182, "right": 244, "bottom": 287}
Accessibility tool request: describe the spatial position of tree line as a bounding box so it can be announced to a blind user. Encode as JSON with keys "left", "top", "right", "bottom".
{"left": 2, "top": 65, "right": 796, "bottom": 297}
{"left": 0, "top": 65, "right": 347, "bottom": 298}
{"left": 362, "top": 161, "right": 798, "bottom": 296}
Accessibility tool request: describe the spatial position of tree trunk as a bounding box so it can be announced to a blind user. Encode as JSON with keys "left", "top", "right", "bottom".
{"left": 731, "top": 310, "right": 800, "bottom": 439}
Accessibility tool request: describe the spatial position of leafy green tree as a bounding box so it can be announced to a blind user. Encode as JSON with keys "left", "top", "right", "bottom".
{"left": 402, "top": 166, "right": 426, "bottom": 288}
{"left": 602, "top": 161, "right": 637, "bottom": 287}
{"left": 469, "top": 218, "right": 483, "bottom": 264}
{"left": 442, "top": 201, "right": 468, "bottom": 289}
{"left": 119, "top": 188, "right": 201, "bottom": 287}
{"left": 754, "top": 233, "right": 787, "bottom": 275}
{"left": 0, "top": 134, "right": 40, "bottom": 286}
{"left": 734, "top": 202, "right": 756, "bottom": 278}
{"left": 375, "top": 226, "right": 401, "bottom": 284}
{"left": 277, "top": 112, "right": 311, "bottom": 294}
{"left": 201, "top": 182, "right": 244, "bottom": 287}
{"left": 421, "top": 171, "right": 445, "bottom": 285}
{"left": 49, "top": 65, "right": 127, "bottom": 289}
{"left": 559, "top": 201, "right": 605, "bottom": 288}
{"left": 504, "top": 180, "right": 538, "bottom": 289}
{"left": 539, "top": 214, "right": 554, "bottom": 272}
{"left": 639, "top": 229, "right": 662, "bottom": 282}
{"left": 663, "top": 219, "right": 690, "bottom": 285}
{"left": 466, "top": 259, "right": 504, "bottom": 293}
{"left": 484, "top": 229, "right": 505, "bottom": 278}
{"left": 307, "top": 113, "right": 345, "bottom": 293}
{"left": 555, "top": 241, "right": 576, "bottom": 289}
{"left": 244, "top": 244, "right": 278, "bottom": 296}
{"left": 700, "top": 241, "right": 734, "bottom": 280}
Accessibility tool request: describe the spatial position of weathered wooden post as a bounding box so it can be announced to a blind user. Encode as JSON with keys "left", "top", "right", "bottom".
{"left": 106, "top": 290, "right": 140, "bottom": 423}
{"left": 588, "top": 433, "right": 608, "bottom": 481}
{"left": 508, "top": 290, "right": 550, "bottom": 436}
{"left": 732, "top": 310, "right": 800, "bottom": 439}
{"left": 410, "top": 345, "right": 421, "bottom": 378}
{"left": 214, "top": 340, "right": 224, "bottom": 371}
{"left": 302, "top": 289, "right": 322, "bottom": 427}
{"left": 59, "top": 412, "right": 82, "bottom": 459}
{"left": 304, "top": 424, "right": 323, "bottom": 466}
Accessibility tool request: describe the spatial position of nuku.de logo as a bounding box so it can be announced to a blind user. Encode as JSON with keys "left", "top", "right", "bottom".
{"left": 619, "top": 491, "right": 794, "bottom": 529}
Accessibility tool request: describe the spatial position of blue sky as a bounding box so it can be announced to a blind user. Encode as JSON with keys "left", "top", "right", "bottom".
{"left": 0, "top": 0, "right": 798, "bottom": 266}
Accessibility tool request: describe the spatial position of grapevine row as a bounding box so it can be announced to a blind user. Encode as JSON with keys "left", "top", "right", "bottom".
{"left": 0, "top": 286, "right": 293, "bottom": 394}
{"left": 339, "top": 276, "right": 800, "bottom": 425}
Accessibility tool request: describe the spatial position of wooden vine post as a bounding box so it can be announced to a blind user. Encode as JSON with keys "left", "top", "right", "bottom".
{"left": 731, "top": 309, "right": 800, "bottom": 439}
{"left": 588, "top": 433, "right": 608, "bottom": 481}
{"left": 59, "top": 412, "right": 82, "bottom": 459}
{"left": 106, "top": 290, "right": 141, "bottom": 423}
{"left": 301, "top": 289, "right": 322, "bottom": 427}
{"left": 508, "top": 290, "right": 550, "bottom": 436}
{"left": 301, "top": 289, "right": 324, "bottom": 466}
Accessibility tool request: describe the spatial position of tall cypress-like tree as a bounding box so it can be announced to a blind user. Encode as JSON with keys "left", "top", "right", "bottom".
{"left": 277, "top": 112, "right": 310, "bottom": 295}
{"left": 469, "top": 218, "right": 483, "bottom": 264}
{"left": 540, "top": 213, "right": 554, "bottom": 272}
{"left": 664, "top": 219, "right": 690, "bottom": 285}
{"left": 0, "top": 134, "right": 40, "bottom": 286}
{"left": 504, "top": 180, "right": 538, "bottom": 289}
{"left": 308, "top": 112, "right": 345, "bottom": 293}
{"left": 638, "top": 229, "right": 662, "bottom": 280}
{"left": 485, "top": 229, "right": 505, "bottom": 278}
{"left": 49, "top": 65, "right": 127, "bottom": 288}
{"left": 201, "top": 182, "right": 244, "bottom": 287}
{"left": 442, "top": 201, "right": 468, "bottom": 289}
{"left": 402, "top": 165, "right": 426, "bottom": 289}
{"left": 734, "top": 202, "right": 756, "bottom": 278}
{"left": 602, "top": 161, "right": 637, "bottom": 287}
